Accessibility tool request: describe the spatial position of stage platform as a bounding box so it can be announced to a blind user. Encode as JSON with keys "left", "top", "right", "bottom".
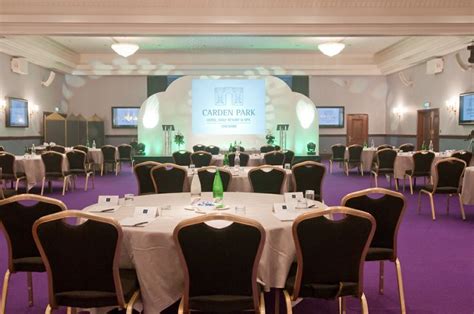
{"left": 133, "top": 154, "right": 321, "bottom": 165}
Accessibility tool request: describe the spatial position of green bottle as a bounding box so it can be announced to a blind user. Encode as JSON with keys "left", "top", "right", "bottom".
{"left": 223, "top": 153, "right": 229, "bottom": 166}
{"left": 212, "top": 169, "right": 224, "bottom": 201}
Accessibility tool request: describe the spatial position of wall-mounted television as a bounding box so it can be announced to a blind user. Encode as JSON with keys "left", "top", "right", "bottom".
{"left": 317, "top": 106, "right": 345, "bottom": 128}
{"left": 111, "top": 107, "right": 140, "bottom": 128}
{"left": 6, "top": 97, "right": 29, "bottom": 128}
{"left": 459, "top": 92, "right": 474, "bottom": 125}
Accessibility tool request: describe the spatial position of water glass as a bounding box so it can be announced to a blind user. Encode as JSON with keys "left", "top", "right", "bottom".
{"left": 295, "top": 198, "right": 308, "bottom": 209}
{"left": 235, "top": 205, "right": 246, "bottom": 215}
{"left": 189, "top": 164, "right": 196, "bottom": 174}
{"left": 284, "top": 163, "right": 291, "bottom": 170}
{"left": 124, "top": 193, "right": 134, "bottom": 205}
{"left": 160, "top": 205, "right": 172, "bottom": 217}
{"left": 305, "top": 190, "right": 315, "bottom": 201}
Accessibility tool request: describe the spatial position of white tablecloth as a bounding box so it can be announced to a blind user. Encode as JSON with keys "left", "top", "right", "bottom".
{"left": 344, "top": 148, "right": 376, "bottom": 172}
{"left": 14, "top": 155, "right": 69, "bottom": 191}
{"left": 84, "top": 192, "right": 326, "bottom": 312}
{"left": 461, "top": 167, "right": 474, "bottom": 205}
{"left": 211, "top": 154, "right": 264, "bottom": 167}
{"left": 185, "top": 167, "right": 293, "bottom": 193}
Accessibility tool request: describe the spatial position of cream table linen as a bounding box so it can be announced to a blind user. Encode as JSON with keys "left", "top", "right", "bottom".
{"left": 343, "top": 148, "right": 376, "bottom": 172}
{"left": 211, "top": 153, "right": 264, "bottom": 167}
{"left": 461, "top": 167, "right": 474, "bottom": 205}
{"left": 84, "top": 192, "right": 326, "bottom": 313}
{"left": 14, "top": 155, "right": 69, "bottom": 191}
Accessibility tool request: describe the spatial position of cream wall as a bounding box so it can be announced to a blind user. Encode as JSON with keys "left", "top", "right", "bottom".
{"left": 66, "top": 75, "right": 147, "bottom": 135}
{"left": 309, "top": 76, "right": 388, "bottom": 135}
{"left": 0, "top": 52, "right": 64, "bottom": 137}
{"left": 386, "top": 49, "right": 474, "bottom": 136}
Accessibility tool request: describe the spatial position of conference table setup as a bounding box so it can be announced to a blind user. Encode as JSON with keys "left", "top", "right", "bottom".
{"left": 211, "top": 153, "right": 264, "bottom": 167}
{"left": 84, "top": 192, "right": 327, "bottom": 312}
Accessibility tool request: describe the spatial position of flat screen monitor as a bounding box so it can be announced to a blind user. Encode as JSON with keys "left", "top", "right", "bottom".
{"left": 111, "top": 107, "right": 139, "bottom": 128}
{"left": 459, "top": 92, "right": 474, "bottom": 125}
{"left": 317, "top": 106, "right": 344, "bottom": 128}
{"left": 6, "top": 97, "right": 29, "bottom": 128}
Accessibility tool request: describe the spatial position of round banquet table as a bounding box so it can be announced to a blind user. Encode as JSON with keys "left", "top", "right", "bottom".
{"left": 14, "top": 154, "right": 69, "bottom": 191}
{"left": 83, "top": 192, "right": 327, "bottom": 312}
{"left": 461, "top": 166, "right": 474, "bottom": 205}
{"left": 211, "top": 153, "right": 264, "bottom": 167}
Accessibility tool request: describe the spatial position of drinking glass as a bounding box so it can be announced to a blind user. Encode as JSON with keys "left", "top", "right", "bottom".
{"left": 160, "top": 205, "right": 172, "bottom": 217}
{"left": 305, "top": 190, "right": 315, "bottom": 201}
{"left": 235, "top": 205, "right": 246, "bottom": 215}
{"left": 284, "top": 163, "right": 291, "bottom": 170}
{"left": 124, "top": 193, "right": 134, "bottom": 205}
{"left": 189, "top": 164, "right": 196, "bottom": 174}
{"left": 295, "top": 198, "right": 307, "bottom": 209}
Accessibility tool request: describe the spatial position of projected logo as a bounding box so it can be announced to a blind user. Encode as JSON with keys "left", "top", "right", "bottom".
{"left": 214, "top": 87, "right": 244, "bottom": 106}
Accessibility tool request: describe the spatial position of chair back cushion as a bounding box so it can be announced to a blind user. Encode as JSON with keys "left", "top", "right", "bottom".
{"left": 260, "top": 145, "right": 275, "bottom": 153}
{"left": 191, "top": 152, "right": 212, "bottom": 168}
{"left": 73, "top": 145, "right": 89, "bottom": 154}
{"left": 248, "top": 167, "right": 285, "bottom": 194}
{"left": 375, "top": 149, "right": 397, "bottom": 171}
{"left": 151, "top": 164, "right": 186, "bottom": 193}
{"left": 101, "top": 146, "right": 117, "bottom": 163}
{"left": 412, "top": 151, "right": 435, "bottom": 174}
{"left": 50, "top": 146, "right": 66, "bottom": 154}
{"left": 118, "top": 145, "right": 132, "bottom": 161}
{"left": 228, "top": 153, "right": 249, "bottom": 167}
{"left": 0, "top": 196, "right": 65, "bottom": 272}
{"left": 263, "top": 151, "right": 285, "bottom": 165}
{"left": 283, "top": 150, "right": 295, "bottom": 165}
{"left": 66, "top": 150, "right": 87, "bottom": 172}
{"left": 435, "top": 158, "right": 466, "bottom": 190}
{"left": 451, "top": 151, "right": 472, "bottom": 165}
{"left": 331, "top": 145, "right": 346, "bottom": 160}
{"left": 198, "top": 168, "right": 231, "bottom": 192}
{"left": 292, "top": 162, "right": 325, "bottom": 201}
{"left": 347, "top": 145, "right": 363, "bottom": 162}
{"left": 377, "top": 144, "right": 392, "bottom": 151}
{"left": 193, "top": 144, "right": 206, "bottom": 152}
{"left": 205, "top": 146, "right": 220, "bottom": 155}
{"left": 399, "top": 144, "right": 414, "bottom": 152}
{"left": 173, "top": 151, "right": 192, "bottom": 166}
{"left": 134, "top": 162, "right": 160, "bottom": 195}
{"left": 41, "top": 152, "right": 65, "bottom": 175}
{"left": 0, "top": 153, "right": 15, "bottom": 176}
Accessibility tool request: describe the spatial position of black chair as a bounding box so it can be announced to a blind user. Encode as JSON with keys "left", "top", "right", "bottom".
{"left": 66, "top": 150, "right": 95, "bottom": 191}
{"left": 173, "top": 150, "right": 192, "bottom": 166}
{"left": 230, "top": 146, "right": 245, "bottom": 152}
{"left": 404, "top": 151, "right": 435, "bottom": 194}
{"left": 41, "top": 151, "right": 72, "bottom": 196}
{"left": 192, "top": 144, "right": 206, "bottom": 152}
{"left": 191, "top": 151, "right": 212, "bottom": 168}
{"left": 32, "top": 210, "right": 140, "bottom": 314}
{"left": 151, "top": 164, "right": 187, "bottom": 194}
{"left": 133, "top": 161, "right": 161, "bottom": 195}
{"left": 205, "top": 145, "right": 220, "bottom": 155}
{"left": 291, "top": 161, "right": 326, "bottom": 201}
{"left": 73, "top": 145, "right": 92, "bottom": 169}
{"left": 377, "top": 144, "right": 392, "bottom": 151}
{"left": 418, "top": 158, "right": 467, "bottom": 220}
{"left": 260, "top": 145, "right": 276, "bottom": 153}
{"left": 283, "top": 206, "right": 375, "bottom": 314}
{"left": 398, "top": 143, "right": 415, "bottom": 152}
{"left": 49, "top": 145, "right": 66, "bottom": 154}
{"left": 263, "top": 151, "right": 285, "bottom": 166}
{"left": 371, "top": 149, "right": 398, "bottom": 190}
{"left": 0, "top": 194, "right": 66, "bottom": 312}
{"left": 101, "top": 145, "right": 120, "bottom": 176}
{"left": 345, "top": 144, "right": 364, "bottom": 176}
{"left": 173, "top": 213, "right": 266, "bottom": 313}
{"left": 197, "top": 167, "right": 232, "bottom": 192}
{"left": 0, "top": 152, "right": 26, "bottom": 191}
{"left": 283, "top": 150, "right": 295, "bottom": 165}
{"left": 229, "top": 152, "right": 250, "bottom": 167}
{"left": 329, "top": 144, "right": 346, "bottom": 174}
{"left": 0, "top": 169, "right": 16, "bottom": 199}
{"left": 451, "top": 150, "right": 472, "bottom": 166}
{"left": 248, "top": 166, "right": 286, "bottom": 194}
{"left": 342, "top": 188, "right": 407, "bottom": 314}
{"left": 118, "top": 144, "right": 133, "bottom": 167}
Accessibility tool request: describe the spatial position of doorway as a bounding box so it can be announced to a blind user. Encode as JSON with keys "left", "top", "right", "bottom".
{"left": 417, "top": 109, "right": 439, "bottom": 151}
{"left": 347, "top": 114, "right": 369, "bottom": 146}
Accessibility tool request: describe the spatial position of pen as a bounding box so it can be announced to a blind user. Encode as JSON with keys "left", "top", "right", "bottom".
{"left": 100, "top": 208, "right": 115, "bottom": 212}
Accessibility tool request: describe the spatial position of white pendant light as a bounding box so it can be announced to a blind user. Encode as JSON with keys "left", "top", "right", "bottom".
{"left": 318, "top": 42, "right": 345, "bottom": 57}
{"left": 111, "top": 43, "right": 139, "bottom": 57}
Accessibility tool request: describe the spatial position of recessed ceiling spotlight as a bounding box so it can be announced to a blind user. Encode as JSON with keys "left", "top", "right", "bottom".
{"left": 111, "top": 43, "right": 139, "bottom": 58}
{"left": 318, "top": 42, "right": 345, "bottom": 57}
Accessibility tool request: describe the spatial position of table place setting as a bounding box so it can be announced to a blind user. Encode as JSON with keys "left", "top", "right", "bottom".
{"left": 119, "top": 207, "right": 158, "bottom": 227}
{"left": 272, "top": 191, "right": 321, "bottom": 221}
{"left": 88, "top": 195, "right": 121, "bottom": 213}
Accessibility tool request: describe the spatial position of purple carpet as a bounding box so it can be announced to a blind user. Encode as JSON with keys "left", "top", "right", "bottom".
{"left": 1, "top": 162, "right": 473, "bottom": 313}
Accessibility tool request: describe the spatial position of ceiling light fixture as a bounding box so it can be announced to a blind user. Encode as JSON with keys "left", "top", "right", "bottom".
{"left": 111, "top": 43, "right": 139, "bottom": 58}
{"left": 318, "top": 42, "right": 345, "bottom": 57}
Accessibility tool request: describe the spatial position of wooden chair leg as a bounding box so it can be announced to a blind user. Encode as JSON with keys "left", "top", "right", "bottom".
{"left": 40, "top": 177, "right": 46, "bottom": 195}
{"left": 409, "top": 176, "right": 414, "bottom": 195}
{"left": 101, "top": 164, "right": 104, "bottom": 176}
{"left": 85, "top": 174, "right": 89, "bottom": 191}
{"left": 46, "top": 304, "right": 53, "bottom": 314}
{"left": 62, "top": 177, "right": 67, "bottom": 196}
{"left": 339, "top": 296, "right": 346, "bottom": 314}
{"left": 395, "top": 258, "right": 407, "bottom": 314}
{"left": 125, "top": 290, "right": 140, "bottom": 314}
{"left": 345, "top": 162, "right": 349, "bottom": 176}
{"left": 394, "top": 177, "right": 399, "bottom": 191}
{"left": 27, "top": 271, "right": 33, "bottom": 306}
{"left": 329, "top": 160, "right": 333, "bottom": 174}
{"left": 374, "top": 173, "right": 378, "bottom": 187}
{"left": 360, "top": 163, "right": 364, "bottom": 176}
{"left": 1, "top": 269, "right": 11, "bottom": 313}
{"left": 428, "top": 193, "right": 436, "bottom": 220}
{"left": 178, "top": 298, "right": 185, "bottom": 314}
{"left": 283, "top": 290, "right": 293, "bottom": 314}
{"left": 379, "top": 261, "right": 384, "bottom": 294}
{"left": 458, "top": 193, "right": 466, "bottom": 220}
{"left": 360, "top": 293, "right": 369, "bottom": 314}
{"left": 259, "top": 292, "right": 266, "bottom": 314}
{"left": 15, "top": 178, "right": 20, "bottom": 191}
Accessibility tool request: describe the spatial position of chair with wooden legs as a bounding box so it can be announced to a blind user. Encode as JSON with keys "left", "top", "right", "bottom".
{"left": 190, "top": 151, "right": 212, "bottom": 168}
{"left": 291, "top": 161, "right": 326, "bottom": 202}
{"left": 283, "top": 207, "right": 375, "bottom": 314}
{"left": 451, "top": 150, "right": 472, "bottom": 166}
{"left": 342, "top": 188, "right": 407, "bottom": 314}
{"left": 173, "top": 213, "right": 266, "bottom": 313}
{"left": 248, "top": 166, "right": 286, "bottom": 194}
{"left": 197, "top": 167, "right": 232, "bottom": 192}
{"left": 151, "top": 164, "right": 187, "bottom": 194}
{"left": 0, "top": 194, "right": 66, "bottom": 313}
{"left": 33, "top": 210, "right": 140, "bottom": 314}
{"left": 0, "top": 152, "right": 26, "bottom": 191}
{"left": 403, "top": 151, "right": 435, "bottom": 195}
{"left": 329, "top": 144, "right": 346, "bottom": 174}
{"left": 66, "top": 150, "right": 95, "bottom": 191}
{"left": 41, "top": 151, "right": 72, "bottom": 196}
{"left": 173, "top": 150, "right": 192, "bottom": 166}
{"left": 100, "top": 145, "right": 120, "bottom": 176}
{"left": 118, "top": 144, "right": 134, "bottom": 169}
{"left": 344, "top": 144, "right": 364, "bottom": 176}
{"left": 133, "top": 161, "right": 161, "bottom": 195}
{"left": 418, "top": 158, "right": 467, "bottom": 220}
{"left": 371, "top": 148, "right": 398, "bottom": 190}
